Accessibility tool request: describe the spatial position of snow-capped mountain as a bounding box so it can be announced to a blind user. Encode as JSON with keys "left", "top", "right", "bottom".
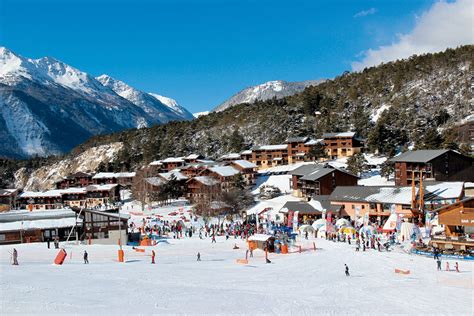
{"left": 97, "top": 75, "right": 194, "bottom": 122}
{"left": 0, "top": 47, "right": 193, "bottom": 158}
{"left": 213, "top": 79, "right": 324, "bottom": 112}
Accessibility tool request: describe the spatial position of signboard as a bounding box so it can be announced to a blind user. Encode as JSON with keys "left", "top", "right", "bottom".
{"left": 287, "top": 211, "right": 294, "bottom": 228}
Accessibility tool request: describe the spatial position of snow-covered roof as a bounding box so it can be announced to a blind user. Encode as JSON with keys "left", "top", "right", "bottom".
{"left": 149, "top": 160, "right": 162, "bottom": 166}
{"left": 273, "top": 157, "right": 283, "bottom": 161}
{"left": 240, "top": 150, "right": 252, "bottom": 155}
{"left": 145, "top": 177, "right": 165, "bottom": 186}
{"left": 220, "top": 153, "right": 241, "bottom": 160}
{"left": 209, "top": 166, "right": 240, "bottom": 177}
{"left": 158, "top": 171, "right": 188, "bottom": 181}
{"left": 0, "top": 218, "right": 81, "bottom": 232}
{"left": 0, "top": 208, "right": 81, "bottom": 232}
{"left": 86, "top": 184, "right": 118, "bottom": 191}
{"left": 162, "top": 157, "right": 185, "bottom": 163}
{"left": 193, "top": 176, "right": 220, "bottom": 186}
{"left": 185, "top": 154, "right": 201, "bottom": 160}
{"left": 257, "top": 144, "right": 288, "bottom": 151}
{"left": 248, "top": 234, "right": 274, "bottom": 241}
{"left": 92, "top": 172, "right": 135, "bottom": 179}
{"left": 231, "top": 160, "right": 257, "bottom": 169}
{"left": 322, "top": 132, "right": 355, "bottom": 138}
{"left": 304, "top": 138, "right": 324, "bottom": 146}
{"left": 20, "top": 190, "right": 62, "bottom": 198}
{"left": 0, "top": 189, "right": 18, "bottom": 196}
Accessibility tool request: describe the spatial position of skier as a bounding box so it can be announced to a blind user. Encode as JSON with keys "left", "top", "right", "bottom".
{"left": 445, "top": 261, "right": 450, "bottom": 271}
{"left": 436, "top": 258, "right": 442, "bottom": 271}
{"left": 305, "top": 231, "right": 308, "bottom": 240}
{"left": 47, "top": 238, "right": 51, "bottom": 249}
{"left": 54, "top": 236, "right": 59, "bottom": 249}
{"left": 355, "top": 242, "right": 360, "bottom": 252}
{"left": 12, "top": 248, "right": 18, "bottom": 265}
{"left": 83, "top": 250, "right": 89, "bottom": 264}
{"left": 211, "top": 234, "right": 216, "bottom": 243}
{"left": 344, "top": 264, "right": 350, "bottom": 276}
{"left": 151, "top": 250, "right": 155, "bottom": 264}
{"left": 197, "top": 252, "right": 201, "bottom": 261}
{"left": 455, "top": 262, "right": 459, "bottom": 273}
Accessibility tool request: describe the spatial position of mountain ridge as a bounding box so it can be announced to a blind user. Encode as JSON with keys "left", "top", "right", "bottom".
{"left": 0, "top": 47, "right": 193, "bottom": 158}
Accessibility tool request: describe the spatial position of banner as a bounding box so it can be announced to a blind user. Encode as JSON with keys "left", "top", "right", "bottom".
{"left": 287, "top": 211, "right": 294, "bottom": 228}
{"left": 363, "top": 212, "right": 369, "bottom": 226}
{"left": 293, "top": 211, "right": 299, "bottom": 232}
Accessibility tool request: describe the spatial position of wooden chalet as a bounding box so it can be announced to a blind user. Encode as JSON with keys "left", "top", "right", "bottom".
{"left": 55, "top": 172, "right": 93, "bottom": 189}
{"left": 184, "top": 154, "right": 204, "bottom": 163}
{"left": 322, "top": 132, "right": 362, "bottom": 160}
{"left": 0, "top": 189, "right": 19, "bottom": 212}
{"left": 72, "top": 207, "right": 129, "bottom": 244}
{"left": 228, "top": 160, "right": 257, "bottom": 186}
{"left": 430, "top": 198, "right": 474, "bottom": 253}
{"left": 390, "top": 149, "right": 473, "bottom": 186}
{"left": 199, "top": 166, "right": 240, "bottom": 191}
{"left": 290, "top": 164, "right": 358, "bottom": 197}
{"left": 85, "top": 184, "right": 120, "bottom": 208}
{"left": 186, "top": 176, "right": 221, "bottom": 203}
{"left": 92, "top": 172, "right": 136, "bottom": 186}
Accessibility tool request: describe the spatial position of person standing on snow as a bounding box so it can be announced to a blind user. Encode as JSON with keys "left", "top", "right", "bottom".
{"left": 83, "top": 250, "right": 89, "bottom": 264}
{"left": 211, "top": 234, "right": 216, "bottom": 243}
{"left": 197, "top": 252, "right": 201, "bottom": 261}
{"left": 12, "top": 248, "right": 18, "bottom": 265}
{"left": 446, "top": 261, "right": 450, "bottom": 271}
{"left": 455, "top": 262, "right": 459, "bottom": 273}
{"left": 151, "top": 250, "right": 155, "bottom": 264}
{"left": 436, "top": 258, "right": 442, "bottom": 271}
{"left": 344, "top": 264, "right": 350, "bottom": 276}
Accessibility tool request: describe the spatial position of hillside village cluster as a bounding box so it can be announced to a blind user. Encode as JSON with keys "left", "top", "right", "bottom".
{"left": 0, "top": 131, "right": 473, "bottom": 259}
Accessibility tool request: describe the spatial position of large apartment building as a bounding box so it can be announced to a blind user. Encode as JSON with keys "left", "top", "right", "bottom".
{"left": 321, "top": 132, "right": 362, "bottom": 160}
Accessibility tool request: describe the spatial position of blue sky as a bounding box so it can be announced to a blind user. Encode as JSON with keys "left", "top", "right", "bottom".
{"left": 0, "top": 0, "right": 468, "bottom": 113}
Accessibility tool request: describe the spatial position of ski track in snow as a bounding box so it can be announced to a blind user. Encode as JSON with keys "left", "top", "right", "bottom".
{"left": 0, "top": 238, "right": 472, "bottom": 315}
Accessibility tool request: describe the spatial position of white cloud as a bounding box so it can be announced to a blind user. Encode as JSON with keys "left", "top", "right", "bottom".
{"left": 352, "top": 0, "right": 474, "bottom": 71}
{"left": 354, "top": 8, "right": 377, "bottom": 18}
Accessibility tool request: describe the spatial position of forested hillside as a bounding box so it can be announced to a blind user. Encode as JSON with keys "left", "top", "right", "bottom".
{"left": 2, "top": 45, "right": 473, "bottom": 188}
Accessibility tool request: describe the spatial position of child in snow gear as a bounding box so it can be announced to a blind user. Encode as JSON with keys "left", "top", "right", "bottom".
{"left": 455, "top": 262, "right": 459, "bottom": 272}
{"left": 446, "top": 262, "right": 450, "bottom": 271}
{"left": 197, "top": 252, "right": 201, "bottom": 261}
{"left": 344, "top": 264, "right": 350, "bottom": 276}
{"left": 83, "top": 250, "right": 89, "bottom": 264}
{"left": 12, "top": 248, "right": 18, "bottom": 265}
{"left": 437, "top": 258, "right": 442, "bottom": 271}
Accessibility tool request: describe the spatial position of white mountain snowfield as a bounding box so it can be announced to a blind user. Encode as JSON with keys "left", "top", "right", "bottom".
{"left": 0, "top": 237, "right": 471, "bottom": 314}
{"left": 0, "top": 47, "right": 193, "bottom": 158}
{"left": 213, "top": 79, "right": 324, "bottom": 112}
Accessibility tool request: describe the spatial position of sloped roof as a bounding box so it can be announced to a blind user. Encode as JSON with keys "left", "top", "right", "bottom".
{"left": 304, "top": 138, "right": 324, "bottom": 146}
{"left": 282, "top": 201, "right": 322, "bottom": 214}
{"left": 162, "top": 157, "right": 185, "bottom": 163}
{"left": 257, "top": 144, "right": 288, "bottom": 151}
{"left": 231, "top": 160, "right": 257, "bottom": 169}
{"left": 240, "top": 150, "right": 252, "bottom": 155}
{"left": 389, "top": 149, "right": 452, "bottom": 163}
{"left": 158, "top": 171, "right": 188, "bottom": 181}
{"left": 287, "top": 136, "right": 309, "bottom": 143}
{"left": 322, "top": 132, "right": 355, "bottom": 138}
{"left": 290, "top": 164, "right": 321, "bottom": 176}
{"left": 209, "top": 166, "right": 240, "bottom": 177}
{"left": 193, "top": 176, "right": 220, "bottom": 186}
{"left": 0, "top": 189, "right": 18, "bottom": 197}
{"left": 145, "top": 177, "right": 165, "bottom": 186}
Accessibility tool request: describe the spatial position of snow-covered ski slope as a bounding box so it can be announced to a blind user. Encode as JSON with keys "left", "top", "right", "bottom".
{"left": 0, "top": 237, "right": 471, "bottom": 315}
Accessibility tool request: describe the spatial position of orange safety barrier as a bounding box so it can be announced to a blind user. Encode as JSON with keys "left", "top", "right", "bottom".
{"left": 134, "top": 248, "right": 145, "bottom": 253}
{"left": 54, "top": 249, "right": 67, "bottom": 265}
{"left": 281, "top": 244, "right": 288, "bottom": 254}
{"left": 236, "top": 259, "right": 248, "bottom": 264}
{"left": 394, "top": 269, "right": 410, "bottom": 275}
{"left": 118, "top": 249, "right": 124, "bottom": 262}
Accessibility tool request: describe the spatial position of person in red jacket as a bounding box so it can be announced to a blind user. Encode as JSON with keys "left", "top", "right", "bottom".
{"left": 151, "top": 250, "right": 155, "bottom": 264}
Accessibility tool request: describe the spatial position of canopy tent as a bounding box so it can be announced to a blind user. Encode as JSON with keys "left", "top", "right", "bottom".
{"left": 312, "top": 219, "right": 327, "bottom": 230}
{"left": 398, "top": 221, "right": 421, "bottom": 241}
{"left": 382, "top": 214, "right": 398, "bottom": 232}
{"left": 339, "top": 227, "right": 356, "bottom": 235}
{"left": 335, "top": 218, "right": 351, "bottom": 228}
{"left": 298, "top": 225, "right": 315, "bottom": 233}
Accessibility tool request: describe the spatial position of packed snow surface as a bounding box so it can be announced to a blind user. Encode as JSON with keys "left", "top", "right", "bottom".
{"left": 0, "top": 237, "right": 472, "bottom": 315}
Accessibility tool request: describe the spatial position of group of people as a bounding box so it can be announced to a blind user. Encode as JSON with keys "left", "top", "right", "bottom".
{"left": 434, "top": 248, "right": 460, "bottom": 272}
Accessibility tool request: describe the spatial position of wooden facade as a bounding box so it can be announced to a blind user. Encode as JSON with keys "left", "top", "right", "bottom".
{"left": 392, "top": 150, "right": 473, "bottom": 186}
{"left": 55, "top": 172, "right": 93, "bottom": 189}
{"left": 322, "top": 132, "right": 362, "bottom": 160}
